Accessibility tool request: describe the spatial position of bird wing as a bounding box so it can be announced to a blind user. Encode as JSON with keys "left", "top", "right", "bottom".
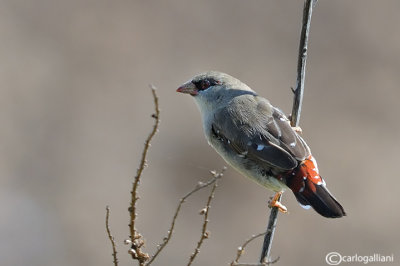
{"left": 211, "top": 94, "right": 310, "bottom": 171}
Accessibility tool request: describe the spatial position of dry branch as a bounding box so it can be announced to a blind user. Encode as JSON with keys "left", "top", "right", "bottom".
{"left": 106, "top": 84, "right": 224, "bottom": 265}
{"left": 231, "top": 231, "right": 279, "bottom": 266}
{"left": 187, "top": 169, "right": 222, "bottom": 265}
{"left": 259, "top": 0, "right": 317, "bottom": 264}
{"left": 231, "top": 232, "right": 266, "bottom": 265}
{"left": 106, "top": 206, "right": 119, "bottom": 266}
{"left": 128, "top": 85, "right": 160, "bottom": 265}
{"left": 291, "top": 0, "right": 317, "bottom": 127}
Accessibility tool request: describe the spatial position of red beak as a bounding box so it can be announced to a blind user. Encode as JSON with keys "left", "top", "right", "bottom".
{"left": 177, "top": 82, "right": 198, "bottom": 96}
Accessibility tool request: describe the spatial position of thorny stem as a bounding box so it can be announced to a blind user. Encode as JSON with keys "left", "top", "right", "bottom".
{"left": 106, "top": 206, "right": 119, "bottom": 266}
{"left": 128, "top": 85, "right": 160, "bottom": 264}
{"left": 259, "top": 0, "right": 317, "bottom": 264}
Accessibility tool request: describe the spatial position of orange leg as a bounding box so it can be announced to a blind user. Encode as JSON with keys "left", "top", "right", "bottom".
{"left": 269, "top": 192, "right": 288, "bottom": 213}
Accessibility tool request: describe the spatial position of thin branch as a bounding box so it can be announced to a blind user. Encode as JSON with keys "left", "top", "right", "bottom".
{"left": 231, "top": 232, "right": 267, "bottom": 265}
{"left": 233, "top": 256, "right": 279, "bottom": 266}
{"left": 291, "top": 0, "right": 317, "bottom": 128}
{"left": 147, "top": 167, "right": 226, "bottom": 266}
{"left": 105, "top": 206, "right": 119, "bottom": 266}
{"left": 187, "top": 169, "right": 222, "bottom": 266}
{"left": 260, "top": 0, "right": 317, "bottom": 264}
{"left": 259, "top": 194, "right": 282, "bottom": 264}
{"left": 233, "top": 259, "right": 279, "bottom": 266}
{"left": 128, "top": 85, "right": 160, "bottom": 264}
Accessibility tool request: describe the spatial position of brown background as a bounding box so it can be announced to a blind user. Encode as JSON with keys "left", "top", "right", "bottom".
{"left": 1, "top": 1, "right": 399, "bottom": 265}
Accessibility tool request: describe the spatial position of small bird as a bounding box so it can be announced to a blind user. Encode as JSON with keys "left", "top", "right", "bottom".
{"left": 177, "top": 71, "right": 346, "bottom": 218}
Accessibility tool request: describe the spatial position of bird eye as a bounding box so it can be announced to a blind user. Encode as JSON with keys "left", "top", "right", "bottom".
{"left": 200, "top": 79, "right": 211, "bottom": 90}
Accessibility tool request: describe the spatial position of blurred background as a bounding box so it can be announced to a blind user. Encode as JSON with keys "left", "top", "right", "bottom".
{"left": 1, "top": 0, "right": 399, "bottom": 265}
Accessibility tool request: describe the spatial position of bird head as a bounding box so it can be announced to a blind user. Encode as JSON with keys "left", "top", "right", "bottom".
{"left": 177, "top": 71, "right": 256, "bottom": 112}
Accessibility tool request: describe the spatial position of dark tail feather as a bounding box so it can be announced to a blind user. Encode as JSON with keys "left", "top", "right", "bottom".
{"left": 286, "top": 156, "right": 346, "bottom": 218}
{"left": 293, "top": 179, "right": 346, "bottom": 218}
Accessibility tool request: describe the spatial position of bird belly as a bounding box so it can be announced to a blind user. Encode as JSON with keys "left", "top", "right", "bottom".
{"left": 208, "top": 137, "right": 288, "bottom": 192}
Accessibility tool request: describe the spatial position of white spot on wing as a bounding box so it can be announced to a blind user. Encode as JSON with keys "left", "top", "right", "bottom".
{"left": 237, "top": 151, "right": 248, "bottom": 158}
{"left": 299, "top": 203, "right": 311, "bottom": 210}
{"left": 256, "top": 145, "right": 264, "bottom": 151}
{"left": 299, "top": 186, "right": 305, "bottom": 193}
{"left": 290, "top": 142, "right": 296, "bottom": 147}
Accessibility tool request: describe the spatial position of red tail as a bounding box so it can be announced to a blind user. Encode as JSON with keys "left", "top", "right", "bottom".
{"left": 286, "top": 156, "right": 346, "bottom": 218}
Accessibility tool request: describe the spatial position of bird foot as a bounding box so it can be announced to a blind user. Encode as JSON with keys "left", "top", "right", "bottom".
{"left": 292, "top": 126, "right": 302, "bottom": 134}
{"left": 286, "top": 114, "right": 302, "bottom": 134}
{"left": 269, "top": 192, "right": 288, "bottom": 213}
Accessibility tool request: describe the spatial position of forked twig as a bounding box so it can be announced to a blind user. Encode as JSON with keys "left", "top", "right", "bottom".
{"left": 231, "top": 232, "right": 266, "bottom": 265}
{"left": 128, "top": 85, "right": 160, "bottom": 264}
{"left": 105, "top": 206, "right": 119, "bottom": 266}
{"left": 259, "top": 0, "right": 317, "bottom": 264}
{"left": 232, "top": 231, "right": 279, "bottom": 266}
{"left": 147, "top": 168, "right": 225, "bottom": 266}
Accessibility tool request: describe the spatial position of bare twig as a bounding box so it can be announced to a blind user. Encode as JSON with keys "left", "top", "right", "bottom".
{"left": 233, "top": 258, "right": 279, "bottom": 266}
{"left": 105, "top": 206, "right": 119, "bottom": 266}
{"left": 291, "top": 0, "right": 317, "bottom": 128}
{"left": 187, "top": 169, "right": 222, "bottom": 265}
{"left": 147, "top": 168, "right": 226, "bottom": 266}
{"left": 233, "top": 256, "right": 280, "bottom": 266}
{"left": 259, "top": 195, "right": 281, "bottom": 264}
{"left": 231, "top": 232, "right": 267, "bottom": 265}
{"left": 259, "top": 0, "right": 317, "bottom": 264}
{"left": 128, "top": 85, "right": 160, "bottom": 264}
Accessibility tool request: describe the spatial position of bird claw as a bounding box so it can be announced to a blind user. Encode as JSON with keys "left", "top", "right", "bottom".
{"left": 286, "top": 114, "right": 302, "bottom": 134}
{"left": 292, "top": 126, "right": 303, "bottom": 134}
{"left": 269, "top": 192, "right": 288, "bottom": 213}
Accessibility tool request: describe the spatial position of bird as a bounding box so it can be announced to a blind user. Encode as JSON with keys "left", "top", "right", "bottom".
{"left": 177, "top": 71, "right": 346, "bottom": 218}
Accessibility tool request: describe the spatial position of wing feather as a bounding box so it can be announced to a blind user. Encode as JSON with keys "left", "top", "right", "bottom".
{"left": 211, "top": 94, "right": 310, "bottom": 171}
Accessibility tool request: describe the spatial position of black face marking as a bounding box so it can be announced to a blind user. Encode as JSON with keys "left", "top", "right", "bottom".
{"left": 193, "top": 78, "right": 220, "bottom": 91}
